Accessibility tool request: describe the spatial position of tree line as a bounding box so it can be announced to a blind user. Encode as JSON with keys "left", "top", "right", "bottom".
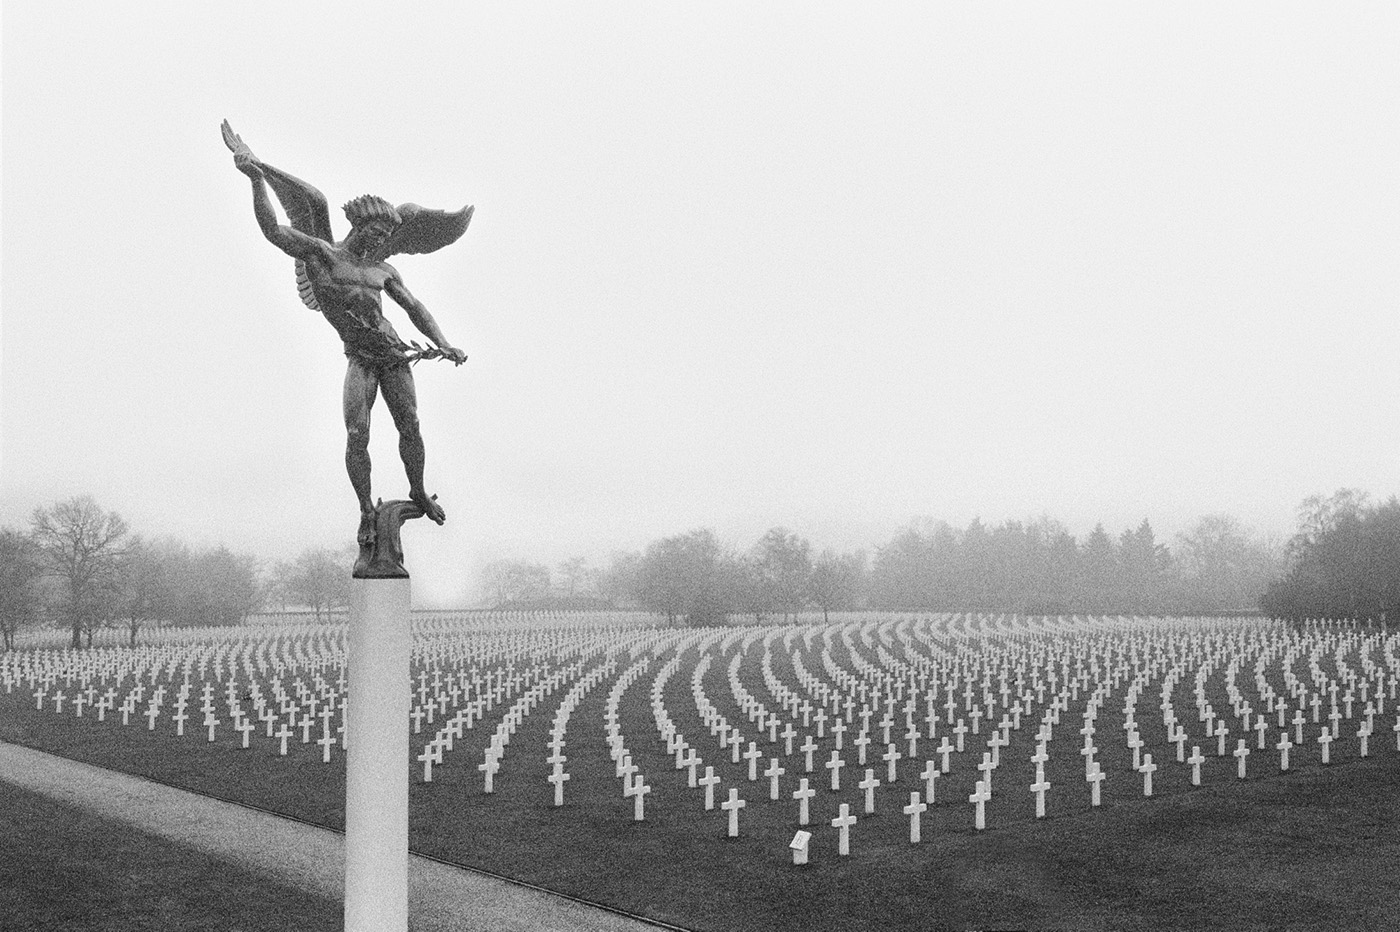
{"left": 0, "top": 495, "right": 357, "bottom": 649}
{"left": 6, "top": 489, "right": 1388, "bottom": 647}
{"left": 479, "top": 510, "right": 1286, "bottom": 624}
{"left": 1260, "top": 490, "right": 1400, "bottom": 622}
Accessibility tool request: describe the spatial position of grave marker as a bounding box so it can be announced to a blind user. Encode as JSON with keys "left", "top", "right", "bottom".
{"left": 721, "top": 788, "right": 746, "bottom": 837}
{"left": 904, "top": 791, "right": 928, "bottom": 842}
{"left": 1187, "top": 746, "right": 1204, "bottom": 786}
{"left": 766, "top": 758, "right": 786, "bottom": 800}
{"left": 793, "top": 777, "right": 815, "bottom": 826}
{"left": 832, "top": 803, "right": 857, "bottom": 856}
{"left": 1030, "top": 777, "right": 1050, "bottom": 818}
{"left": 700, "top": 766, "right": 720, "bottom": 811}
{"left": 1139, "top": 754, "right": 1157, "bottom": 796}
{"left": 790, "top": 830, "right": 811, "bottom": 866}
{"left": 1087, "top": 763, "right": 1105, "bottom": 807}
{"left": 1233, "top": 739, "right": 1249, "bottom": 778}
{"left": 969, "top": 780, "right": 990, "bottom": 830}
{"left": 859, "top": 769, "right": 881, "bottom": 814}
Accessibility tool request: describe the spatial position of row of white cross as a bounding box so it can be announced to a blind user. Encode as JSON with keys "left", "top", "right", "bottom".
{"left": 5, "top": 614, "right": 1397, "bottom": 863}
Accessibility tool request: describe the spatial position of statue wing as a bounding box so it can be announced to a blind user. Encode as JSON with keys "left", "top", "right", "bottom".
{"left": 372, "top": 203, "right": 474, "bottom": 262}
{"left": 262, "top": 166, "right": 334, "bottom": 313}
{"left": 222, "top": 121, "right": 332, "bottom": 312}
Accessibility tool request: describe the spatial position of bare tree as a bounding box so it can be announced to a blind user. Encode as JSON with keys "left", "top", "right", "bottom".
{"left": 808, "top": 548, "right": 866, "bottom": 623}
{"left": 751, "top": 528, "right": 812, "bottom": 621}
{"left": 113, "top": 537, "right": 174, "bottom": 646}
{"left": 479, "top": 559, "right": 552, "bottom": 606}
{"left": 0, "top": 528, "right": 45, "bottom": 650}
{"left": 556, "top": 556, "right": 596, "bottom": 598}
{"left": 1175, "top": 514, "right": 1281, "bottom": 612}
{"left": 597, "top": 551, "right": 642, "bottom": 607}
{"left": 271, "top": 547, "right": 352, "bottom": 621}
{"left": 31, "top": 496, "right": 129, "bottom": 648}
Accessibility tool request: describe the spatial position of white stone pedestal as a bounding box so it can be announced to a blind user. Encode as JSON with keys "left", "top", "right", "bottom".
{"left": 344, "top": 577, "right": 411, "bottom": 932}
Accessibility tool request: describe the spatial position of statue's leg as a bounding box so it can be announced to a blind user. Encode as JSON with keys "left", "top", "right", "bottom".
{"left": 343, "top": 360, "right": 380, "bottom": 543}
{"left": 379, "top": 364, "right": 446, "bottom": 525}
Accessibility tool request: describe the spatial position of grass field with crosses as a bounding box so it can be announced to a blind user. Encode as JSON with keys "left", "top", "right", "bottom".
{"left": 3, "top": 612, "right": 1399, "bottom": 931}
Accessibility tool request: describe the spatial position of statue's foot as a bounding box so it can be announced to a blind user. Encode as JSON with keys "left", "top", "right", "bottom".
{"left": 357, "top": 509, "right": 378, "bottom": 545}
{"left": 353, "top": 509, "right": 376, "bottom": 576}
{"left": 411, "top": 490, "right": 446, "bottom": 525}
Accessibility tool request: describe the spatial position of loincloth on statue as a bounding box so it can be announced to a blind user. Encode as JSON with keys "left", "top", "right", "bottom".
{"left": 344, "top": 343, "right": 411, "bottom": 370}
{"left": 321, "top": 305, "right": 411, "bottom": 369}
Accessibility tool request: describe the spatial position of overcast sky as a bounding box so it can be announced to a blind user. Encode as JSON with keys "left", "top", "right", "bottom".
{"left": 3, "top": 4, "right": 1397, "bottom": 605}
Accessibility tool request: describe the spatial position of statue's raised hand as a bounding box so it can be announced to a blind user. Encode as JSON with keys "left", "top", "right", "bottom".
{"left": 234, "top": 150, "right": 263, "bottom": 179}
{"left": 221, "top": 119, "right": 263, "bottom": 178}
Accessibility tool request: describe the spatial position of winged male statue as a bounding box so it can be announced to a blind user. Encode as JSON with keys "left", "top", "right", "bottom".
{"left": 222, "top": 120, "right": 471, "bottom": 576}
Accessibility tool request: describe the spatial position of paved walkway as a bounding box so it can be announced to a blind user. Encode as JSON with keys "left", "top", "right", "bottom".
{"left": 0, "top": 740, "right": 672, "bottom": 932}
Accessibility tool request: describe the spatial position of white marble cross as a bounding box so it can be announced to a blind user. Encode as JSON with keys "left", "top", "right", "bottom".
{"left": 478, "top": 754, "right": 501, "bottom": 793}
{"left": 1317, "top": 727, "right": 1333, "bottom": 764}
{"left": 760, "top": 756, "right": 783, "bottom": 799}
{"left": 744, "top": 741, "right": 763, "bottom": 781}
{"left": 418, "top": 741, "right": 440, "bottom": 782}
{"left": 969, "top": 779, "right": 990, "bottom": 830}
{"left": 920, "top": 759, "right": 939, "bottom": 803}
{"left": 721, "top": 788, "right": 746, "bottom": 837}
{"left": 859, "top": 769, "right": 881, "bottom": 814}
{"left": 882, "top": 744, "right": 902, "bottom": 782}
{"left": 825, "top": 751, "right": 844, "bottom": 791}
{"left": 548, "top": 765, "right": 570, "bottom": 807}
{"left": 681, "top": 748, "right": 701, "bottom": 787}
{"left": 904, "top": 791, "right": 928, "bottom": 842}
{"left": 276, "top": 722, "right": 294, "bottom": 756}
{"left": 699, "top": 766, "right": 720, "bottom": 810}
{"left": 793, "top": 777, "right": 815, "bottom": 826}
{"left": 1030, "top": 777, "right": 1051, "bottom": 818}
{"left": 1139, "top": 754, "right": 1157, "bottom": 796}
{"left": 1086, "top": 762, "right": 1105, "bottom": 807}
{"left": 628, "top": 778, "right": 651, "bottom": 821}
{"left": 937, "top": 736, "right": 954, "bottom": 773}
{"left": 831, "top": 803, "right": 857, "bottom": 856}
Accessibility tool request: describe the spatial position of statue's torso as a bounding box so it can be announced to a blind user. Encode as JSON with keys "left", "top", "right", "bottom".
{"left": 307, "top": 248, "right": 407, "bottom": 367}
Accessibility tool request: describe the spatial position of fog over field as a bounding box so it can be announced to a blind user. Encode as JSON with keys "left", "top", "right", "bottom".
{"left": 3, "top": 5, "right": 1397, "bottom": 605}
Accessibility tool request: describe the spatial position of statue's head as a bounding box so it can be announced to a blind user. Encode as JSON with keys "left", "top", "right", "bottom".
{"left": 343, "top": 195, "right": 401, "bottom": 252}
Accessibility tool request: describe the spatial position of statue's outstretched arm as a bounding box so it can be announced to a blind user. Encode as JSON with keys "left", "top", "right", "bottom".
{"left": 239, "top": 164, "right": 326, "bottom": 262}
{"left": 385, "top": 274, "right": 466, "bottom": 365}
{"left": 223, "top": 120, "right": 330, "bottom": 262}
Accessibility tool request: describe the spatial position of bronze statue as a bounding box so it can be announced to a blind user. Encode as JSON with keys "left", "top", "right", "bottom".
{"left": 222, "top": 121, "right": 471, "bottom": 577}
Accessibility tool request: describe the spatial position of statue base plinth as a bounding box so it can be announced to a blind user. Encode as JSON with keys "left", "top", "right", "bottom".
{"left": 353, "top": 499, "right": 426, "bottom": 578}
{"left": 344, "top": 576, "right": 410, "bottom": 932}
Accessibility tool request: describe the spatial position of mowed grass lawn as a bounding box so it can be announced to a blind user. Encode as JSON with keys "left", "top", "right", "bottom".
{"left": 0, "top": 783, "right": 340, "bottom": 932}
{"left": 3, "top": 679, "right": 1399, "bottom": 932}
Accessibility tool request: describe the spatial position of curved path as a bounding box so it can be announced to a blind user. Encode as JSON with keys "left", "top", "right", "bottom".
{"left": 0, "top": 740, "right": 675, "bottom": 932}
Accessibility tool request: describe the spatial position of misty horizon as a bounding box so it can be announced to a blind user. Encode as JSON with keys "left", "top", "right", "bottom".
{"left": 4, "top": 7, "right": 1397, "bottom": 607}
